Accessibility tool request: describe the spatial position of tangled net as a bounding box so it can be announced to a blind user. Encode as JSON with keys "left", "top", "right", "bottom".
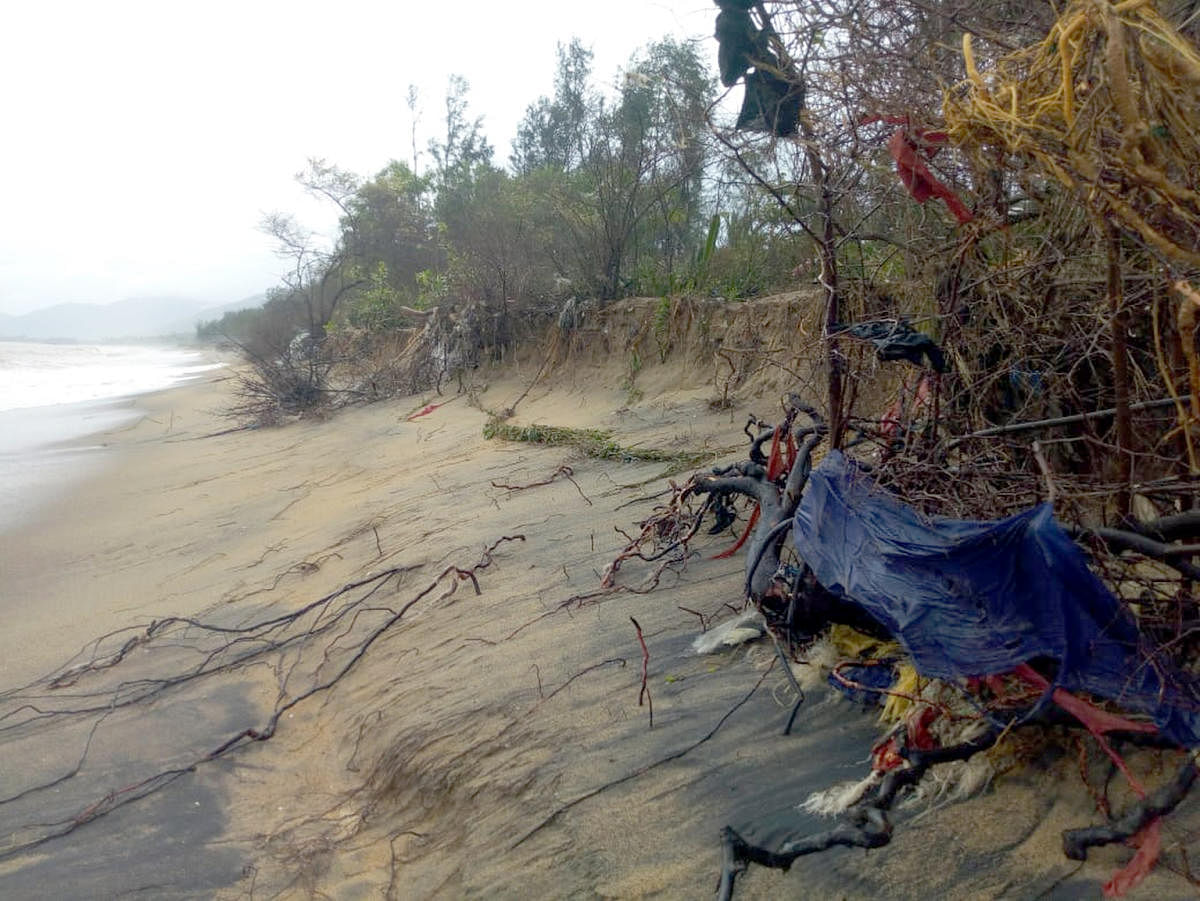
{"left": 944, "top": 0, "right": 1200, "bottom": 265}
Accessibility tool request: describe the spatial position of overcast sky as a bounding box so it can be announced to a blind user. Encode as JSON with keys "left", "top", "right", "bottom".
{"left": 1, "top": 0, "right": 714, "bottom": 316}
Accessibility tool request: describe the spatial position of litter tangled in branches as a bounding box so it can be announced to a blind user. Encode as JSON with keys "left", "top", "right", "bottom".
{"left": 945, "top": 0, "right": 1200, "bottom": 265}
{"left": 604, "top": 393, "right": 1200, "bottom": 897}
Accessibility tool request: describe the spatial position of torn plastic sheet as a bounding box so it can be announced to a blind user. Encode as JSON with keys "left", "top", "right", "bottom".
{"left": 834, "top": 319, "right": 949, "bottom": 372}
{"left": 792, "top": 451, "right": 1200, "bottom": 748}
{"left": 859, "top": 116, "right": 973, "bottom": 224}
{"left": 736, "top": 69, "right": 803, "bottom": 137}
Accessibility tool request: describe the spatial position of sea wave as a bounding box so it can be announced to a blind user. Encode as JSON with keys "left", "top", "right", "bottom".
{"left": 0, "top": 341, "right": 221, "bottom": 412}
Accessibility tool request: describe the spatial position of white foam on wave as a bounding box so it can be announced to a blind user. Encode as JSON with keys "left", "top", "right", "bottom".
{"left": 0, "top": 341, "right": 224, "bottom": 533}
{"left": 0, "top": 341, "right": 221, "bottom": 412}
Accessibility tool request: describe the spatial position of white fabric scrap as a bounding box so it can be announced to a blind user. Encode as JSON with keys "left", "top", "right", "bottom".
{"left": 691, "top": 610, "right": 766, "bottom": 655}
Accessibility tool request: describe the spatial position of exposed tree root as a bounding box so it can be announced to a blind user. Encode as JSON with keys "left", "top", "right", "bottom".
{"left": 491, "top": 463, "right": 593, "bottom": 505}
{"left": 1063, "top": 752, "right": 1200, "bottom": 861}
{"left": 0, "top": 535, "right": 524, "bottom": 862}
{"left": 511, "top": 662, "right": 775, "bottom": 851}
{"left": 718, "top": 726, "right": 1003, "bottom": 900}
{"left": 630, "top": 616, "right": 654, "bottom": 729}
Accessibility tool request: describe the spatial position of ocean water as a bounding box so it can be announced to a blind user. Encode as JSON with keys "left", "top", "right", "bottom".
{"left": 0, "top": 341, "right": 220, "bottom": 413}
{"left": 0, "top": 341, "right": 222, "bottom": 533}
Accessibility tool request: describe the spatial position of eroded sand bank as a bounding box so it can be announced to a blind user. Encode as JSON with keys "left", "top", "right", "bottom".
{"left": 0, "top": 327, "right": 1194, "bottom": 899}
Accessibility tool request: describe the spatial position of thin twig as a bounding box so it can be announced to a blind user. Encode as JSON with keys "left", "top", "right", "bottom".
{"left": 511, "top": 661, "right": 775, "bottom": 849}
{"left": 631, "top": 617, "right": 653, "bottom": 729}
{"left": 1033, "top": 439, "right": 1057, "bottom": 504}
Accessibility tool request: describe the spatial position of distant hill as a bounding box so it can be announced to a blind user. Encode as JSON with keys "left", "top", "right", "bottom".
{"left": 170, "top": 293, "right": 268, "bottom": 335}
{"left": 0, "top": 293, "right": 267, "bottom": 342}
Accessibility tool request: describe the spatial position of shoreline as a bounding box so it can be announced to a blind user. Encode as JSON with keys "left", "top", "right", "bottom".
{"left": 0, "top": 343, "right": 228, "bottom": 535}
{"left": 0, "top": 396, "right": 141, "bottom": 535}
{"left": 0, "top": 368, "right": 239, "bottom": 685}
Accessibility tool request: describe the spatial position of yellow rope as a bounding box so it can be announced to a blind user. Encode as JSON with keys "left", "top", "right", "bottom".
{"left": 1175, "top": 280, "right": 1200, "bottom": 422}
{"left": 944, "top": 0, "right": 1200, "bottom": 266}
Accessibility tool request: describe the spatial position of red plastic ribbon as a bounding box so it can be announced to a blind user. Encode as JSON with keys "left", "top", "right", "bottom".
{"left": 1012, "top": 663, "right": 1161, "bottom": 897}
{"left": 861, "top": 115, "right": 973, "bottom": 224}
{"left": 406, "top": 402, "right": 444, "bottom": 421}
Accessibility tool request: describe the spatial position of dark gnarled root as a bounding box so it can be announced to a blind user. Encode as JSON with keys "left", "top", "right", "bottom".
{"left": 718, "top": 812, "right": 890, "bottom": 901}
{"left": 716, "top": 729, "right": 999, "bottom": 899}
{"left": 1062, "top": 752, "right": 1199, "bottom": 860}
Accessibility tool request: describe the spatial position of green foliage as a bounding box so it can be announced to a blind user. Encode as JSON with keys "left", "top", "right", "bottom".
{"left": 699, "top": 213, "right": 721, "bottom": 271}
{"left": 700, "top": 203, "right": 816, "bottom": 300}
{"left": 620, "top": 347, "right": 645, "bottom": 403}
{"left": 235, "top": 26, "right": 823, "bottom": 412}
{"left": 439, "top": 165, "right": 556, "bottom": 305}
{"left": 342, "top": 161, "right": 439, "bottom": 302}
{"left": 197, "top": 307, "right": 264, "bottom": 343}
{"left": 510, "top": 37, "right": 716, "bottom": 300}
{"left": 429, "top": 74, "right": 494, "bottom": 187}
{"left": 627, "top": 347, "right": 642, "bottom": 379}
{"left": 415, "top": 269, "right": 447, "bottom": 309}
{"left": 482, "top": 419, "right": 716, "bottom": 467}
{"left": 634, "top": 213, "right": 728, "bottom": 297}
{"left": 512, "top": 39, "right": 594, "bottom": 174}
{"left": 341, "top": 262, "right": 407, "bottom": 331}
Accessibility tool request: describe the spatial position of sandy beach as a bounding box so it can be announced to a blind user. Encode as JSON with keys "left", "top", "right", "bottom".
{"left": 0, "top": 307, "right": 1194, "bottom": 898}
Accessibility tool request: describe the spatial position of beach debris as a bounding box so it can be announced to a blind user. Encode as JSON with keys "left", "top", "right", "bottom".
{"left": 712, "top": 0, "right": 804, "bottom": 137}
{"left": 858, "top": 115, "right": 973, "bottom": 224}
{"left": 793, "top": 449, "right": 1199, "bottom": 747}
{"left": 734, "top": 70, "right": 804, "bottom": 137}
{"left": 604, "top": 394, "right": 1200, "bottom": 898}
{"left": 691, "top": 610, "right": 766, "bottom": 655}
{"left": 944, "top": 0, "right": 1200, "bottom": 266}
{"left": 799, "top": 772, "right": 882, "bottom": 818}
{"left": 713, "top": 1, "right": 760, "bottom": 88}
{"left": 831, "top": 318, "right": 949, "bottom": 373}
{"left": 556, "top": 295, "right": 595, "bottom": 333}
{"left": 406, "top": 400, "right": 446, "bottom": 421}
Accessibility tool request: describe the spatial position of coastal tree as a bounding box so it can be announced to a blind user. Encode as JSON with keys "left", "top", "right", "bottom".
{"left": 512, "top": 38, "right": 717, "bottom": 299}
{"left": 216, "top": 158, "right": 367, "bottom": 419}
{"left": 615, "top": 38, "right": 716, "bottom": 293}
{"left": 511, "top": 39, "right": 596, "bottom": 175}
{"left": 231, "top": 211, "right": 361, "bottom": 416}
{"left": 339, "top": 160, "right": 441, "bottom": 319}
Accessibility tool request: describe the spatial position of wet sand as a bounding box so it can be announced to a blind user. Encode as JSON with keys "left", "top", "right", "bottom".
{"left": 0, "top": 398, "right": 144, "bottom": 537}
{"left": 0, "top": 335, "right": 1194, "bottom": 899}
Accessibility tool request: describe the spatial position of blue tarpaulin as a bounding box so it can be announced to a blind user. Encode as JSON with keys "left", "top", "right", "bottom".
{"left": 792, "top": 451, "right": 1200, "bottom": 747}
